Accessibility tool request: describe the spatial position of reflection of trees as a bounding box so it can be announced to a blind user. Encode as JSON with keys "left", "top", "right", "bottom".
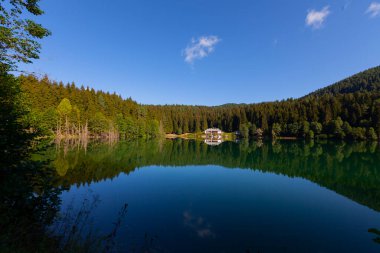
{"left": 47, "top": 139, "right": 380, "bottom": 212}
{"left": 369, "top": 228, "right": 380, "bottom": 244}
{"left": 0, "top": 73, "right": 127, "bottom": 252}
{"left": 0, "top": 155, "right": 128, "bottom": 252}
{"left": 0, "top": 153, "right": 63, "bottom": 252}
{"left": 51, "top": 191, "right": 128, "bottom": 253}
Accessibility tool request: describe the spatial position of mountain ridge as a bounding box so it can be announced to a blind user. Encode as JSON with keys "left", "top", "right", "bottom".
{"left": 304, "top": 65, "right": 380, "bottom": 98}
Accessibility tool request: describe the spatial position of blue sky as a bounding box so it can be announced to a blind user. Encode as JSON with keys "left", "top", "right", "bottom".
{"left": 20, "top": 0, "right": 380, "bottom": 105}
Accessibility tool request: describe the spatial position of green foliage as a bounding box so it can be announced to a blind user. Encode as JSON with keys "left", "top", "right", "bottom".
{"left": 146, "top": 119, "right": 160, "bottom": 138}
{"left": 367, "top": 127, "right": 378, "bottom": 140}
{"left": 239, "top": 123, "right": 249, "bottom": 138}
{"left": 0, "top": 73, "right": 33, "bottom": 161}
{"left": 0, "top": 0, "right": 51, "bottom": 72}
{"left": 351, "top": 127, "right": 366, "bottom": 140}
{"left": 249, "top": 123, "right": 257, "bottom": 137}
{"left": 342, "top": 122, "right": 352, "bottom": 137}
{"left": 311, "top": 122, "right": 322, "bottom": 135}
{"left": 317, "top": 134, "right": 328, "bottom": 139}
{"left": 17, "top": 66, "right": 380, "bottom": 141}
{"left": 125, "top": 117, "right": 138, "bottom": 138}
{"left": 115, "top": 113, "right": 127, "bottom": 138}
{"left": 144, "top": 66, "right": 380, "bottom": 140}
{"left": 19, "top": 75, "right": 161, "bottom": 139}
{"left": 300, "top": 121, "right": 310, "bottom": 138}
{"left": 306, "top": 130, "right": 314, "bottom": 139}
{"left": 327, "top": 117, "right": 345, "bottom": 139}
{"left": 286, "top": 122, "right": 300, "bottom": 136}
{"left": 137, "top": 118, "right": 146, "bottom": 137}
{"left": 57, "top": 98, "right": 72, "bottom": 118}
{"left": 373, "top": 100, "right": 380, "bottom": 137}
{"left": 271, "top": 123, "right": 281, "bottom": 138}
{"left": 89, "top": 112, "right": 109, "bottom": 134}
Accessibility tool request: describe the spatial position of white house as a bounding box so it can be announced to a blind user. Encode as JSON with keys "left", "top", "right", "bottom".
{"left": 204, "top": 128, "right": 222, "bottom": 135}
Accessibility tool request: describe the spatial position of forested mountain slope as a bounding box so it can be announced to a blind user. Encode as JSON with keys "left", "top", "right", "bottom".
{"left": 305, "top": 66, "right": 380, "bottom": 97}
{"left": 146, "top": 66, "right": 380, "bottom": 139}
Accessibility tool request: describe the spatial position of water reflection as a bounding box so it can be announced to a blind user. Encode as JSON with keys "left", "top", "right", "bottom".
{"left": 204, "top": 138, "right": 223, "bottom": 146}
{"left": 19, "top": 139, "right": 380, "bottom": 252}
{"left": 369, "top": 228, "right": 380, "bottom": 244}
{"left": 0, "top": 149, "right": 63, "bottom": 252}
{"left": 45, "top": 139, "right": 380, "bottom": 213}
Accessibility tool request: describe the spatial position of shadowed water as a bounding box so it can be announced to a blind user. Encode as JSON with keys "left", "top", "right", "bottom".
{"left": 25, "top": 140, "right": 380, "bottom": 252}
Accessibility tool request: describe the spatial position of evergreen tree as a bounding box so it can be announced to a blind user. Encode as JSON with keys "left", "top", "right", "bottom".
{"left": 367, "top": 127, "right": 378, "bottom": 140}
{"left": 271, "top": 123, "right": 281, "bottom": 138}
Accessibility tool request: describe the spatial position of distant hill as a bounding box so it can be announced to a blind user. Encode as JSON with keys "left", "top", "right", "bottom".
{"left": 216, "top": 103, "right": 247, "bottom": 108}
{"left": 305, "top": 66, "right": 380, "bottom": 97}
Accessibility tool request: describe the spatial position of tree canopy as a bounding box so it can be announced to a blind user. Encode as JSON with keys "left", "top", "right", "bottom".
{"left": 0, "top": 0, "right": 51, "bottom": 72}
{"left": 18, "top": 65, "right": 380, "bottom": 141}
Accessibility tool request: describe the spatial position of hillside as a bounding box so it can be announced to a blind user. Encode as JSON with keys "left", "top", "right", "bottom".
{"left": 18, "top": 66, "right": 380, "bottom": 140}
{"left": 305, "top": 66, "right": 380, "bottom": 97}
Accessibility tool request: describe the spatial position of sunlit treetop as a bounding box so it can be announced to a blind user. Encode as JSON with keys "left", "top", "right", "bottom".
{"left": 0, "top": 0, "right": 50, "bottom": 73}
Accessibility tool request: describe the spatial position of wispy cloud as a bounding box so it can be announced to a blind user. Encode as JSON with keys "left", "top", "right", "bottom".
{"left": 306, "top": 6, "right": 331, "bottom": 29}
{"left": 366, "top": 2, "right": 380, "bottom": 17}
{"left": 183, "top": 35, "right": 220, "bottom": 64}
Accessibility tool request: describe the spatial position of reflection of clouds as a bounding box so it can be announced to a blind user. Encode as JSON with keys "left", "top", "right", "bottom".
{"left": 183, "top": 211, "right": 215, "bottom": 239}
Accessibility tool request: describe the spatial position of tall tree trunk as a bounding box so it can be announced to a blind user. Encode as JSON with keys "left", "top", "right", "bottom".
{"left": 65, "top": 115, "right": 68, "bottom": 137}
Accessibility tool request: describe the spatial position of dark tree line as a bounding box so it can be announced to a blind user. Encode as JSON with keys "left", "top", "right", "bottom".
{"left": 147, "top": 66, "right": 380, "bottom": 140}
{"left": 18, "top": 66, "right": 380, "bottom": 141}
{"left": 147, "top": 91, "right": 380, "bottom": 140}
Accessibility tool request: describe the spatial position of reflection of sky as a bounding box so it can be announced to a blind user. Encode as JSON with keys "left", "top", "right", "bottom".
{"left": 59, "top": 165, "right": 380, "bottom": 252}
{"left": 183, "top": 210, "right": 215, "bottom": 239}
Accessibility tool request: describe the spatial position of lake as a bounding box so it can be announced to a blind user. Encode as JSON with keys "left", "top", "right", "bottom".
{"left": 39, "top": 139, "right": 380, "bottom": 252}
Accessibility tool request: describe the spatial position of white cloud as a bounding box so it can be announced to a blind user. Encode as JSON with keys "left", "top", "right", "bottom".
{"left": 366, "top": 2, "right": 380, "bottom": 17}
{"left": 183, "top": 35, "right": 220, "bottom": 64}
{"left": 306, "top": 6, "right": 331, "bottom": 29}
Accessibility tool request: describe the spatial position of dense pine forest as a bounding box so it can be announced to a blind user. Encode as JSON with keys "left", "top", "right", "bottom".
{"left": 19, "top": 75, "right": 162, "bottom": 140}
{"left": 19, "top": 66, "right": 380, "bottom": 141}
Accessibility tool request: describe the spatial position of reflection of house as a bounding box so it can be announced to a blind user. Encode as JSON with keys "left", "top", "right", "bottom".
{"left": 204, "top": 139, "right": 223, "bottom": 146}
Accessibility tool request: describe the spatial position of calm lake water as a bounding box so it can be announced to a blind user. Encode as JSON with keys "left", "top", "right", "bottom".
{"left": 42, "top": 139, "right": 380, "bottom": 252}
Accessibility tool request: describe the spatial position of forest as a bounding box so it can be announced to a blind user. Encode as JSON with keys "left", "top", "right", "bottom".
{"left": 18, "top": 65, "right": 380, "bottom": 141}
{"left": 19, "top": 75, "right": 162, "bottom": 140}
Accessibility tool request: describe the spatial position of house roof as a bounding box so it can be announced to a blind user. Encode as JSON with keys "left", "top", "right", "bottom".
{"left": 205, "top": 128, "right": 222, "bottom": 132}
